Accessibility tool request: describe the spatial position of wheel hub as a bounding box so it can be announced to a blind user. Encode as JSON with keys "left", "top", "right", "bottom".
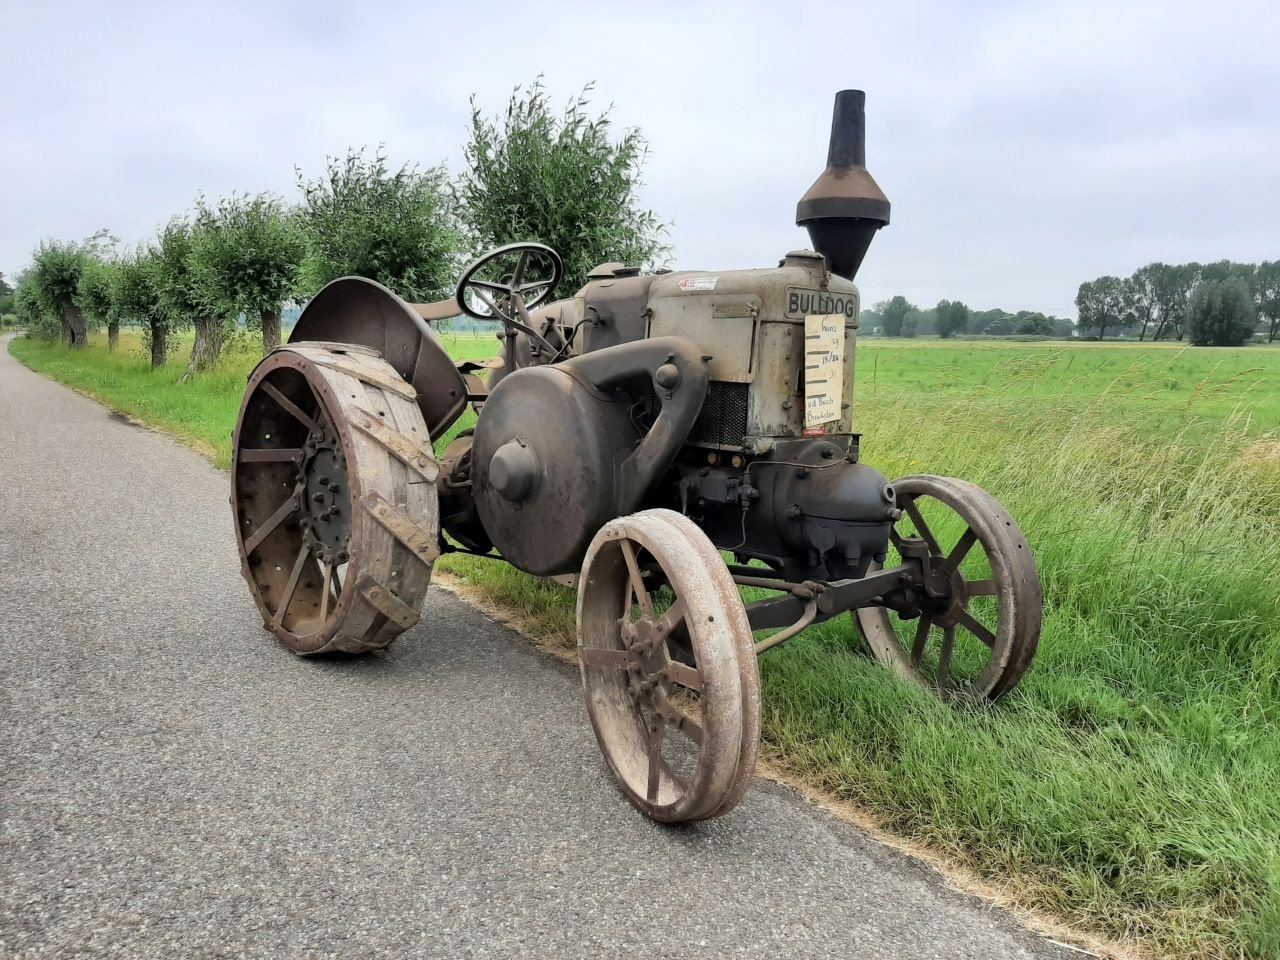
{"left": 924, "top": 564, "right": 968, "bottom": 628}
{"left": 622, "top": 621, "right": 674, "bottom": 714}
{"left": 298, "top": 432, "right": 351, "bottom": 563}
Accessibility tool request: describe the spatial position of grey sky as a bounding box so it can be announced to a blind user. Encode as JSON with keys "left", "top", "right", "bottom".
{"left": 2, "top": 0, "right": 1277, "bottom": 317}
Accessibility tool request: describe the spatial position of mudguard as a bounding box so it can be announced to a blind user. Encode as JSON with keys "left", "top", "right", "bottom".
{"left": 290, "top": 277, "right": 468, "bottom": 440}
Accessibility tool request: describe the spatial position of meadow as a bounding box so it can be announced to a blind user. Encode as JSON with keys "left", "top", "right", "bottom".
{"left": 10, "top": 330, "right": 1280, "bottom": 960}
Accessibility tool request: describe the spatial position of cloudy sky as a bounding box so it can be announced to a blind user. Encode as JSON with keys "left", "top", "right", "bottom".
{"left": 2, "top": 0, "right": 1277, "bottom": 317}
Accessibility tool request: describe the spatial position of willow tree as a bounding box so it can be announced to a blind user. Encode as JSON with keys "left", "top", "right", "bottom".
{"left": 191, "top": 194, "right": 303, "bottom": 353}
{"left": 297, "top": 148, "right": 464, "bottom": 301}
{"left": 456, "top": 80, "right": 669, "bottom": 291}
{"left": 111, "top": 247, "right": 173, "bottom": 368}
{"left": 29, "top": 240, "right": 90, "bottom": 346}
{"left": 155, "top": 217, "right": 224, "bottom": 379}
{"left": 76, "top": 257, "right": 119, "bottom": 348}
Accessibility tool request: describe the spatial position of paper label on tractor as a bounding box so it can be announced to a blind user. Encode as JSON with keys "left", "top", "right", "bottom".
{"left": 804, "top": 313, "right": 845, "bottom": 429}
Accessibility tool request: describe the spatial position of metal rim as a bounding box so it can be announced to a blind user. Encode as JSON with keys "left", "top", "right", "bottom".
{"left": 854, "top": 475, "right": 1042, "bottom": 699}
{"left": 231, "top": 344, "right": 439, "bottom": 655}
{"left": 577, "top": 509, "right": 760, "bottom": 823}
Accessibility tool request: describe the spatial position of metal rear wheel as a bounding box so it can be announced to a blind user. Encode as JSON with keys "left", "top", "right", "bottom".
{"left": 577, "top": 509, "right": 760, "bottom": 823}
{"left": 854, "top": 475, "right": 1042, "bottom": 700}
{"left": 231, "top": 343, "right": 440, "bottom": 655}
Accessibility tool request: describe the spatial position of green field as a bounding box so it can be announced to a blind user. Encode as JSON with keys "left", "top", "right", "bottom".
{"left": 11, "top": 330, "right": 1280, "bottom": 960}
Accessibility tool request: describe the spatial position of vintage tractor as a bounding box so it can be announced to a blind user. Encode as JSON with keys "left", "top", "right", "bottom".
{"left": 231, "top": 90, "right": 1042, "bottom": 823}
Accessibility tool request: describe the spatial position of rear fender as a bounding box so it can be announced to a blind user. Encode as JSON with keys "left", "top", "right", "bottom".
{"left": 291, "top": 277, "right": 468, "bottom": 439}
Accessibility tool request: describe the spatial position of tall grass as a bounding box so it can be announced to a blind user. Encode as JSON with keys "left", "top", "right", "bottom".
{"left": 10, "top": 332, "right": 1280, "bottom": 958}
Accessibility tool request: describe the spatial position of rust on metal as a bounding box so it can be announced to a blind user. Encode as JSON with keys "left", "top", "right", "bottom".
{"left": 356, "top": 575, "right": 421, "bottom": 630}
{"left": 348, "top": 407, "right": 440, "bottom": 484}
{"left": 362, "top": 492, "right": 441, "bottom": 565}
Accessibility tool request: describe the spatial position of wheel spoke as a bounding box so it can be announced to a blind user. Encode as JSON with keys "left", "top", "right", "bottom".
{"left": 319, "top": 560, "right": 333, "bottom": 622}
{"left": 242, "top": 491, "right": 298, "bottom": 555}
{"left": 655, "top": 694, "right": 703, "bottom": 745}
{"left": 664, "top": 660, "right": 701, "bottom": 692}
{"left": 239, "top": 447, "right": 302, "bottom": 463}
{"left": 942, "top": 528, "right": 978, "bottom": 573}
{"left": 936, "top": 627, "right": 956, "bottom": 688}
{"left": 510, "top": 250, "right": 529, "bottom": 289}
{"left": 901, "top": 496, "right": 942, "bottom": 555}
{"left": 260, "top": 381, "right": 321, "bottom": 436}
{"left": 473, "top": 289, "right": 502, "bottom": 316}
{"left": 966, "top": 578, "right": 997, "bottom": 596}
{"left": 655, "top": 597, "right": 686, "bottom": 640}
{"left": 620, "top": 540, "right": 653, "bottom": 619}
{"left": 580, "top": 647, "right": 637, "bottom": 670}
{"left": 469, "top": 279, "right": 514, "bottom": 296}
{"left": 271, "top": 542, "right": 311, "bottom": 628}
{"left": 646, "top": 725, "right": 664, "bottom": 802}
{"left": 910, "top": 616, "right": 931, "bottom": 667}
{"left": 519, "top": 280, "right": 551, "bottom": 295}
{"left": 956, "top": 608, "right": 996, "bottom": 648}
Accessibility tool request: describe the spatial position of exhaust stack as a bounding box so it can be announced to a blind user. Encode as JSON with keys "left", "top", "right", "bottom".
{"left": 796, "top": 90, "right": 890, "bottom": 281}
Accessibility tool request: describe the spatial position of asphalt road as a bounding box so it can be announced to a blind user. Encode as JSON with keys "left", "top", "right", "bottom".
{"left": 0, "top": 335, "right": 1075, "bottom": 959}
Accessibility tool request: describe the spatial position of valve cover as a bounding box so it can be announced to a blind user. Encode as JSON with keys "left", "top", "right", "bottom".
{"left": 472, "top": 366, "right": 637, "bottom": 576}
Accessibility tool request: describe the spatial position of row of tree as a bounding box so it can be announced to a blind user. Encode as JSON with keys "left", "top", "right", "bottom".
{"left": 1075, "top": 261, "right": 1279, "bottom": 345}
{"left": 8, "top": 81, "right": 668, "bottom": 375}
{"left": 863, "top": 297, "right": 1073, "bottom": 339}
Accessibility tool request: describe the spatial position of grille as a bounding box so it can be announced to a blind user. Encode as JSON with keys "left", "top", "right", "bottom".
{"left": 688, "top": 381, "right": 749, "bottom": 447}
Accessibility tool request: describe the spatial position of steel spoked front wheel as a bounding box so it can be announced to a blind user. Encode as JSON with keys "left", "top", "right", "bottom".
{"left": 854, "top": 475, "right": 1042, "bottom": 700}
{"left": 577, "top": 509, "right": 760, "bottom": 823}
{"left": 231, "top": 343, "right": 440, "bottom": 655}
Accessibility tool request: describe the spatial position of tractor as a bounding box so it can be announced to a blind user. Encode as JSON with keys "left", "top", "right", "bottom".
{"left": 230, "top": 90, "right": 1042, "bottom": 823}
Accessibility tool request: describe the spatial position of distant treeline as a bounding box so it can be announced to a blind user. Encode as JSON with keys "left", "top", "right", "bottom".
{"left": 861, "top": 297, "right": 1073, "bottom": 339}
{"left": 1076, "top": 261, "right": 1278, "bottom": 345}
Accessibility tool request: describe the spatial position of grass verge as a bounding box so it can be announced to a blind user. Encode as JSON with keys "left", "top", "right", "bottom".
{"left": 10, "top": 331, "right": 1280, "bottom": 960}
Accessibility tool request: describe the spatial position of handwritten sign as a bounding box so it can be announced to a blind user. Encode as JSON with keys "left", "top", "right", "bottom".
{"left": 804, "top": 313, "right": 845, "bottom": 429}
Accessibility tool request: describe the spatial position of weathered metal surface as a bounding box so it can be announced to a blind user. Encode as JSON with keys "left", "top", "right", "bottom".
{"left": 231, "top": 344, "right": 439, "bottom": 655}
{"left": 470, "top": 336, "right": 708, "bottom": 576}
{"left": 853, "top": 475, "right": 1042, "bottom": 699}
{"left": 795, "top": 89, "right": 891, "bottom": 281}
{"left": 577, "top": 509, "right": 759, "bottom": 822}
{"left": 290, "top": 276, "right": 467, "bottom": 441}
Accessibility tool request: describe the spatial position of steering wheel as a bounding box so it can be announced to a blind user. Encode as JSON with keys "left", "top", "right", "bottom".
{"left": 454, "top": 242, "right": 563, "bottom": 323}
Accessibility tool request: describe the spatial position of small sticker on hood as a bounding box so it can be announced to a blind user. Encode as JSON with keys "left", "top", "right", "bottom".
{"left": 678, "top": 276, "right": 719, "bottom": 292}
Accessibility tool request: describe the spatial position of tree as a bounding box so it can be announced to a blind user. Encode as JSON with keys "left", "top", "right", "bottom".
{"left": 971, "top": 308, "right": 1014, "bottom": 336}
{"left": 13, "top": 274, "right": 51, "bottom": 337}
{"left": 1075, "top": 276, "right": 1128, "bottom": 340}
{"left": 111, "top": 247, "right": 172, "bottom": 368}
{"left": 456, "top": 79, "right": 670, "bottom": 291}
{"left": 29, "top": 240, "right": 90, "bottom": 346}
{"left": 191, "top": 193, "right": 303, "bottom": 353}
{"left": 1256, "top": 260, "right": 1280, "bottom": 343}
{"left": 297, "top": 148, "right": 464, "bottom": 302}
{"left": 1186, "top": 278, "right": 1257, "bottom": 346}
{"left": 935, "top": 299, "right": 970, "bottom": 338}
{"left": 155, "top": 217, "right": 224, "bottom": 380}
{"left": 876, "top": 295, "right": 916, "bottom": 337}
{"left": 76, "top": 257, "right": 119, "bottom": 349}
{"left": 0, "top": 272, "right": 14, "bottom": 316}
{"left": 1013, "top": 311, "right": 1054, "bottom": 336}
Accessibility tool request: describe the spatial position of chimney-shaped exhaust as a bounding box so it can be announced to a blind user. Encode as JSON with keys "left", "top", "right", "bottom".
{"left": 796, "top": 90, "right": 890, "bottom": 281}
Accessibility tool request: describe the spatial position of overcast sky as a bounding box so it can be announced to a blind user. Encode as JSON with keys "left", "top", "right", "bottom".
{"left": 2, "top": 0, "right": 1277, "bottom": 317}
